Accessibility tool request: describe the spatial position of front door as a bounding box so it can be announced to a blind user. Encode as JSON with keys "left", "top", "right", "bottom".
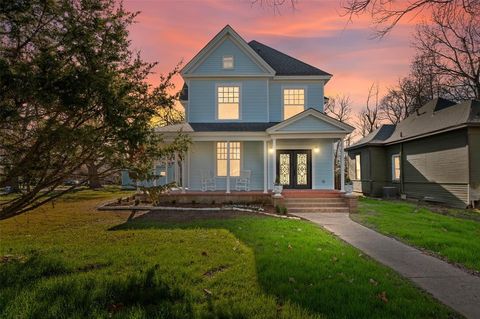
{"left": 276, "top": 150, "right": 312, "bottom": 189}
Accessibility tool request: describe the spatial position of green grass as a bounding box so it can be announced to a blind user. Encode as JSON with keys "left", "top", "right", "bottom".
{"left": 353, "top": 197, "right": 480, "bottom": 272}
{"left": 0, "top": 190, "right": 460, "bottom": 318}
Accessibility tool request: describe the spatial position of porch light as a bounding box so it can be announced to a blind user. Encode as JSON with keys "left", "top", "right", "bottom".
{"left": 313, "top": 147, "right": 320, "bottom": 153}
{"left": 159, "top": 171, "right": 166, "bottom": 177}
{"left": 268, "top": 148, "right": 275, "bottom": 154}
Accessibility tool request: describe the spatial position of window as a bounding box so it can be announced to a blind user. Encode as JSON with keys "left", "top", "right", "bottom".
{"left": 283, "top": 88, "right": 305, "bottom": 120}
{"left": 223, "top": 56, "right": 234, "bottom": 69}
{"left": 392, "top": 154, "right": 401, "bottom": 181}
{"left": 216, "top": 142, "right": 241, "bottom": 177}
{"left": 217, "top": 86, "right": 240, "bottom": 120}
{"left": 355, "top": 154, "right": 361, "bottom": 180}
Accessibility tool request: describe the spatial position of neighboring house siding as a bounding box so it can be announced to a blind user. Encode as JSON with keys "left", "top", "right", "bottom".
{"left": 468, "top": 127, "right": 480, "bottom": 201}
{"left": 277, "top": 115, "right": 340, "bottom": 132}
{"left": 192, "top": 37, "right": 266, "bottom": 75}
{"left": 188, "top": 79, "right": 268, "bottom": 122}
{"left": 269, "top": 81, "right": 324, "bottom": 122}
{"left": 270, "top": 139, "right": 334, "bottom": 189}
{"left": 348, "top": 148, "right": 371, "bottom": 195}
{"left": 188, "top": 141, "right": 264, "bottom": 191}
{"left": 400, "top": 129, "right": 469, "bottom": 207}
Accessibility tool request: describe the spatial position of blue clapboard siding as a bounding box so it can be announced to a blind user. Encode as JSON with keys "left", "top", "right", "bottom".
{"left": 192, "top": 37, "right": 266, "bottom": 75}
{"left": 269, "top": 81, "right": 325, "bottom": 122}
{"left": 278, "top": 115, "right": 339, "bottom": 132}
{"left": 188, "top": 141, "right": 264, "bottom": 191}
{"left": 188, "top": 79, "right": 268, "bottom": 122}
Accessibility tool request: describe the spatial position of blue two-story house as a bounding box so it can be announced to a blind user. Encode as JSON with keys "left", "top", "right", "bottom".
{"left": 124, "top": 25, "right": 353, "bottom": 193}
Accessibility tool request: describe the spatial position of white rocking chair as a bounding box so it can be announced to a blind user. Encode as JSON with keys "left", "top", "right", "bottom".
{"left": 235, "top": 170, "right": 251, "bottom": 191}
{"left": 201, "top": 170, "right": 216, "bottom": 191}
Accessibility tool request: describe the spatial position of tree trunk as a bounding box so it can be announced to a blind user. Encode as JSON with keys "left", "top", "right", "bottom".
{"left": 87, "top": 162, "right": 103, "bottom": 189}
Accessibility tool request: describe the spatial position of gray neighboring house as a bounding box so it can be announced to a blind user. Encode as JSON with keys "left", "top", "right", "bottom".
{"left": 346, "top": 98, "right": 480, "bottom": 208}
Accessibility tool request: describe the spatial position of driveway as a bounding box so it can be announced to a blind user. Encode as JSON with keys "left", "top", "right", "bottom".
{"left": 293, "top": 213, "right": 480, "bottom": 319}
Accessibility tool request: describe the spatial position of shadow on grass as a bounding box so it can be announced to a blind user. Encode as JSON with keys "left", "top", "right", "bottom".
{"left": 109, "top": 210, "right": 458, "bottom": 319}
{"left": 0, "top": 255, "right": 194, "bottom": 318}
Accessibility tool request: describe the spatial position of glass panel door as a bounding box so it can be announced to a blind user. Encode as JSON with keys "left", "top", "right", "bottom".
{"left": 276, "top": 150, "right": 311, "bottom": 189}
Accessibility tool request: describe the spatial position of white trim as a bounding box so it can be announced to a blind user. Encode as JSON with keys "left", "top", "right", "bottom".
{"left": 266, "top": 78, "right": 270, "bottom": 122}
{"left": 226, "top": 142, "right": 231, "bottom": 193}
{"left": 272, "top": 139, "right": 277, "bottom": 185}
{"left": 186, "top": 79, "right": 190, "bottom": 122}
{"left": 340, "top": 138, "right": 345, "bottom": 192}
{"left": 215, "top": 82, "right": 242, "bottom": 121}
{"left": 312, "top": 146, "right": 316, "bottom": 189}
{"left": 391, "top": 154, "right": 401, "bottom": 182}
{"left": 263, "top": 140, "right": 268, "bottom": 193}
{"left": 281, "top": 85, "right": 307, "bottom": 121}
{"left": 268, "top": 133, "right": 349, "bottom": 139}
{"left": 181, "top": 26, "right": 275, "bottom": 76}
{"left": 267, "top": 108, "right": 355, "bottom": 133}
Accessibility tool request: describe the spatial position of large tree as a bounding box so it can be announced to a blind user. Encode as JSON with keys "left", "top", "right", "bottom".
{"left": 357, "top": 83, "right": 381, "bottom": 137}
{"left": 343, "top": 0, "right": 478, "bottom": 37}
{"left": 414, "top": 5, "right": 480, "bottom": 100}
{"left": 0, "top": 0, "right": 188, "bottom": 220}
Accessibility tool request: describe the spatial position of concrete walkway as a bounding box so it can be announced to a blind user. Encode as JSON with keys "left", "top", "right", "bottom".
{"left": 293, "top": 213, "right": 480, "bottom": 319}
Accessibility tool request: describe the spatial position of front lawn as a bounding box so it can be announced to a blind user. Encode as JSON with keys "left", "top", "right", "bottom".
{"left": 353, "top": 197, "right": 480, "bottom": 273}
{"left": 0, "top": 190, "right": 459, "bottom": 318}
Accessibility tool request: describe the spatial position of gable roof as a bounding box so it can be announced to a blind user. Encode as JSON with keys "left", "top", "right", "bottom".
{"left": 181, "top": 25, "right": 331, "bottom": 79}
{"left": 345, "top": 125, "right": 396, "bottom": 150}
{"left": 346, "top": 98, "right": 480, "bottom": 150}
{"left": 267, "top": 108, "right": 354, "bottom": 134}
{"left": 181, "top": 25, "right": 275, "bottom": 76}
{"left": 248, "top": 40, "right": 331, "bottom": 77}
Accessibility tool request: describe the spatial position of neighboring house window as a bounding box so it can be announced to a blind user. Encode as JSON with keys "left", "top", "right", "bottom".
{"left": 392, "top": 154, "right": 401, "bottom": 181}
{"left": 223, "top": 56, "right": 234, "bottom": 69}
{"left": 283, "top": 88, "right": 305, "bottom": 120}
{"left": 216, "top": 142, "right": 241, "bottom": 177}
{"left": 217, "top": 86, "right": 240, "bottom": 120}
{"left": 355, "top": 154, "right": 361, "bottom": 180}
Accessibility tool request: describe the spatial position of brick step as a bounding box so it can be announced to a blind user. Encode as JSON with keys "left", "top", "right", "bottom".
{"left": 287, "top": 203, "right": 348, "bottom": 208}
{"left": 288, "top": 207, "right": 350, "bottom": 213}
{"left": 284, "top": 199, "right": 346, "bottom": 205}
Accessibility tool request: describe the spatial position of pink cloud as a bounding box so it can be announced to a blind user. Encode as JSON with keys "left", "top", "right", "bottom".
{"left": 123, "top": 0, "right": 426, "bottom": 112}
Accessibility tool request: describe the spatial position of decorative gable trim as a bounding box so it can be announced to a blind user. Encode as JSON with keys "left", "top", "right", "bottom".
{"left": 181, "top": 25, "right": 275, "bottom": 77}
{"left": 266, "top": 108, "right": 354, "bottom": 134}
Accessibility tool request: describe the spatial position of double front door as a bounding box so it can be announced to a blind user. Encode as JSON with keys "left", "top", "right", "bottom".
{"left": 276, "top": 150, "right": 312, "bottom": 189}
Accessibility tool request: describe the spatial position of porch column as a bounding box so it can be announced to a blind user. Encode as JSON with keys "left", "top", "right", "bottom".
{"left": 174, "top": 152, "right": 179, "bottom": 185}
{"left": 181, "top": 152, "right": 187, "bottom": 193}
{"left": 340, "top": 138, "right": 345, "bottom": 192}
{"left": 226, "top": 141, "right": 231, "bottom": 194}
{"left": 153, "top": 161, "right": 157, "bottom": 187}
{"left": 272, "top": 138, "right": 277, "bottom": 185}
{"left": 263, "top": 139, "right": 268, "bottom": 193}
{"left": 164, "top": 159, "right": 168, "bottom": 184}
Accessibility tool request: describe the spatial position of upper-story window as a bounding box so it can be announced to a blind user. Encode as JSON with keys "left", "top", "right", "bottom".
{"left": 283, "top": 88, "right": 305, "bottom": 120}
{"left": 223, "top": 56, "right": 234, "bottom": 69}
{"left": 217, "top": 85, "right": 240, "bottom": 120}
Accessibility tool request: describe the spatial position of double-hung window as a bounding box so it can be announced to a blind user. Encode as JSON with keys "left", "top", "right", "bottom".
{"left": 217, "top": 86, "right": 240, "bottom": 120}
{"left": 283, "top": 88, "right": 305, "bottom": 120}
{"left": 392, "top": 154, "right": 401, "bottom": 181}
{"left": 355, "top": 154, "right": 361, "bottom": 180}
{"left": 216, "top": 142, "right": 241, "bottom": 177}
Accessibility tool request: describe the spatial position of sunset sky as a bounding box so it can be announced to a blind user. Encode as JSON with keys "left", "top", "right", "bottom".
{"left": 123, "top": 0, "right": 425, "bottom": 113}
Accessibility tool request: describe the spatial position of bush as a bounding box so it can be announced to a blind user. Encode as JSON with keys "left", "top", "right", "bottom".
{"left": 275, "top": 205, "right": 287, "bottom": 215}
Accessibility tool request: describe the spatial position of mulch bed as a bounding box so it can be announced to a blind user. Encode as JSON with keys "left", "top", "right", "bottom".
{"left": 132, "top": 209, "right": 263, "bottom": 222}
